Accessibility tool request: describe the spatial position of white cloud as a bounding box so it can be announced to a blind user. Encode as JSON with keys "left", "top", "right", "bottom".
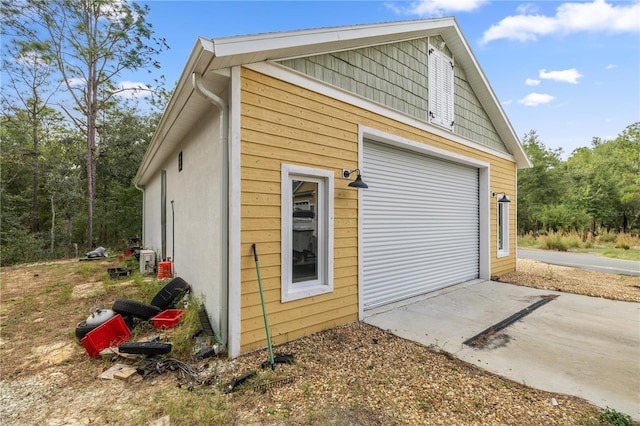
{"left": 605, "top": 64, "right": 617, "bottom": 70}
{"left": 116, "top": 81, "right": 152, "bottom": 98}
{"left": 388, "top": 0, "right": 489, "bottom": 17}
{"left": 115, "top": 81, "right": 152, "bottom": 98}
{"left": 525, "top": 78, "right": 541, "bottom": 86}
{"left": 67, "top": 78, "right": 85, "bottom": 87}
{"left": 481, "top": 0, "right": 640, "bottom": 44}
{"left": 539, "top": 68, "right": 583, "bottom": 84}
{"left": 518, "top": 93, "right": 555, "bottom": 106}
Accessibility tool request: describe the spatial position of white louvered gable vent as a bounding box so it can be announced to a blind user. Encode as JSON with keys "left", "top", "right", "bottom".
{"left": 428, "top": 45, "right": 454, "bottom": 131}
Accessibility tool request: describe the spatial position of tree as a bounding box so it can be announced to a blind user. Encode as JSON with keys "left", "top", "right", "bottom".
{"left": 1, "top": 40, "right": 60, "bottom": 234}
{"left": 517, "top": 130, "right": 567, "bottom": 234}
{"left": 2, "top": 0, "right": 168, "bottom": 248}
{"left": 95, "top": 103, "right": 158, "bottom": 245}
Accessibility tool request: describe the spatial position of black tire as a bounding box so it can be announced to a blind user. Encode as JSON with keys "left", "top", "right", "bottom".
{"left": 122, "top": 314, "right": 135, "bottom": 330}
{"left": 75, "top": 320, "right": 98, "bottom": 341}
{"left": 112, "top": 298, "right": 162, "bottom": 320}
{"left": 149, "top": 277, "right": 191, "bottom": 310}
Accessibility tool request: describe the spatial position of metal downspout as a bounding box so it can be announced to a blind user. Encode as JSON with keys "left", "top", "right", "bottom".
{"left": 191, "top": 72, "right": 230, "bottom": 352}
{"left": 135, "top": 184, "right": 145, "bottom": 246}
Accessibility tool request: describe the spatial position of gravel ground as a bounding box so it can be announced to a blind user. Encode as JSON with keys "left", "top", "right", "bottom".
{"left": 1, "top": 257, "right": 638, "bottom": 425}
{"left": 500, "top": 258, "right": 640, "bottom": 303}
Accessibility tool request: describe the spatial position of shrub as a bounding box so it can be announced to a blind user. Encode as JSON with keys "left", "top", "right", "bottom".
{"left": 615, "top": 233, "right": 639, "bottom": 250}
{"left": 517, "top": 233, "right": 537, "bottom": 247}
{"left": 539, "top": 233, "right": 568, "bottom": 251}
{"left": 562, "top": 231, "right": 583, "bottom": 249}
{"left": 598, "top": 407, "right": 635, "bottom": 426}
{"left": 597, "top": 230, "right": 618, "bottom": 244}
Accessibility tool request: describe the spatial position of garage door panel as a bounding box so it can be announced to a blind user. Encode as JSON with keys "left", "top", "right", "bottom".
{"left": 362, "top": 141, "right": 479, "bottom": 309}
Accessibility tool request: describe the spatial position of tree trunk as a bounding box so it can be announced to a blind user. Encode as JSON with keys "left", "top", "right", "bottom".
{"left": 86, "top": 126, "right": 95, "bottom": 249}
{"left": 50, "top": 195, "right": 55, "bottom": 254}
{"left": 31, "top": 94, "right": 39, "bottom": 234}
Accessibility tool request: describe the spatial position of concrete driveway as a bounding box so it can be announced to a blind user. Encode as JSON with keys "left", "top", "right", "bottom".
{"left": 364, "top": 279, "right": 640, "bottom": 419}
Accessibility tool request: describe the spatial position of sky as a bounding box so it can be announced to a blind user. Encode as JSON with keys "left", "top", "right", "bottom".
{"left": 128, "top": 0, "right": 640, "bottom": 158}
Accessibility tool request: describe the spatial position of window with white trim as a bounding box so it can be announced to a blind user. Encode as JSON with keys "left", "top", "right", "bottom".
{"left": 281, "top": 164, "right": 334, "bottom": 302}
{"left": 428, "top": 44, "right": 454, "bottom": 131}
{"left": 497, "top": 201, "right": 509, "bottom": 257}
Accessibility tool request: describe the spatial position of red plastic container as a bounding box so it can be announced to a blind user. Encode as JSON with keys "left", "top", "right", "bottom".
{"left": 81, "top": 314, "right": 131, "bottom": 358}
{"left": 151, "top": 309, "right": 186, "bottom": 329}
{"left": 157, "top": 261, "right": 173, "bottom": 279}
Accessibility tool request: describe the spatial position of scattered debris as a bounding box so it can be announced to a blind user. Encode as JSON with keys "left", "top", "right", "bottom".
{"left": 260, "top": 353, "right": 295, "bottom": 369}
{"left": 118, "top": 340, "right": 172, "bottom": 356}
{"left": 254, "top": 375, "right": 296, "bottom": 393}
{"left": 100, "top": 364, "right": 137, "bottom": 381}
{"left": 224, "top": 370, "right": 256, "bottom": 394}
{"left": 108, "top": 267, "right": 132, "bottom": 279}
{"left": 85, "top": 246, "right": 109, "bottom": 258}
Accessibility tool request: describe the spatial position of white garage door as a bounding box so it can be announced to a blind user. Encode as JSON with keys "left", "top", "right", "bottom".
{"left": 362, "top": 141, "right": 479, "bottom": 309}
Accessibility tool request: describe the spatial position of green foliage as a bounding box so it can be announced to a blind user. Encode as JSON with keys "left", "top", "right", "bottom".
{"left": 519, "top": 123, "right": 640, "bottom": 236}
{"left": 169, "top": 296, "right": 206, "bottom": 359}
{"left": 538, "top": 234, "right": 568, "bottom": 251}
{"left": 598, "top": 407, "right": 635, "bottom": 426}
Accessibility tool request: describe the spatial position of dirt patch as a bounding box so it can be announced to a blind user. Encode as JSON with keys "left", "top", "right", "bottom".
{"left": 1, "top": 256, "right": 636, "bottom": 425}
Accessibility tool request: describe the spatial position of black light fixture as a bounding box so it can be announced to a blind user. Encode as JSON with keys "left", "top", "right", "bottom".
{"left": 492, "top": 192, "right": 511, "bottom": 203}
{"left": 343, "top": 169, "right": 368, "bottom": 189}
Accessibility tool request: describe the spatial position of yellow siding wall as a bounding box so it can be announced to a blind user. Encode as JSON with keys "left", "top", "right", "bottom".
{"left": 239, "top": 67, "right": 516, "bottom": 353}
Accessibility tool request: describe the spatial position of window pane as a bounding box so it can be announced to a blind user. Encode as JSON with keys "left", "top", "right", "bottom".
{"left": 498, "top": 204, "right": 504, "bottom": 251}
{"left": 292, "top": 180, "right": 318, "bottom": 283}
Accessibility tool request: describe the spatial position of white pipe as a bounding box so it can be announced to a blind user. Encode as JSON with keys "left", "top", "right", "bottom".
{"left": 135, "top": 184, "right": 145, "bottom": 247}
{"left": 191, "top": 72, "right": 230, "bottom": 353}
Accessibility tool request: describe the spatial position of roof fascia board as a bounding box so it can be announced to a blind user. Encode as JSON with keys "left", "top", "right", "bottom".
{"left": 210, "top": 18, "right": 455, "bottom": 65}
{"left": 135, "top": 38, "right": 215, "bottom": 185}
{"left": 443, "top": 24, "right": 532, "bottom": 168}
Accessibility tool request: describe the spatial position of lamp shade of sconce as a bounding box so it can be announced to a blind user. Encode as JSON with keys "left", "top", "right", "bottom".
{"left": 343, "top": 169, "right": 368, "bottom": 189}
{"left": 492, "top": 192, "right": 511, "bottom": 203}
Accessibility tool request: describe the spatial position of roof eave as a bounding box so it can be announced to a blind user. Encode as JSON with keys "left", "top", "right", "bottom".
{"left": 135, "top": 38, "right": 216, "bottom": 185}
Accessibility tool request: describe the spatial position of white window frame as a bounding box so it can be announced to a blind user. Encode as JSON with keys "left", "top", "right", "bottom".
{"left": 281, "top": 164, "right": 334, "bottom": 302}
{"left": 428, "top": 44, "right": 454, "bottom": 131}
{"left": 497, "top": 201, "right": 509, "bottom": 258}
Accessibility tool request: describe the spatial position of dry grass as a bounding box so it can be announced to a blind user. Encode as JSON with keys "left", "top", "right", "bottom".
{"left": 1, "top": 257, "right": 637, "bottom": 425}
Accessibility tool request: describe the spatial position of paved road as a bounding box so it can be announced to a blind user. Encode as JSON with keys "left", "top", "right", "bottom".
{"left": 518, "top": 248, "right": 640, "bottom": 276}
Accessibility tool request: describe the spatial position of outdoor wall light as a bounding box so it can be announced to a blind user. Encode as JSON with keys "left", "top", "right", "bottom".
{"left": 492, "top": 192, "right": 511, "bottom": 203}
{"left": 343, "top": 169, "right": 369, "bottom": 189}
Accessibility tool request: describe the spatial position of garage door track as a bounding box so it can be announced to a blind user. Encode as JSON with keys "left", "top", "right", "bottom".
{"left": 364, "top": 279, "right": 640, "bottom": 419}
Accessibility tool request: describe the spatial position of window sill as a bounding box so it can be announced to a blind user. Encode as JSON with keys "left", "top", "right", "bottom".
{"left": 281, "top": 283, "right": 332, "bottom": 303}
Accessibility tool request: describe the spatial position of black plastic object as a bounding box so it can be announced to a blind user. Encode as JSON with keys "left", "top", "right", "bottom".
{"left": 108, "top": 268, "right": 131, "bottom": 279}
{"left": 223, "top": 370, "right": 256, "bottom": 394}
{"left": 118, "top": 341, "right": 172, "bottom": 355}
{"left": 150, "top": 277, "right": 191, "bottom": 310}
{"left": 261, "top": 353, "right": 295, "bottom": 369}
{"left": 198, "top": 308, "right": 216, "bottom": 337}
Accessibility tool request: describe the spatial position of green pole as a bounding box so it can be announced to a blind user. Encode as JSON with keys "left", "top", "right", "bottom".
{"left": 252, "top": 243, "right": 275, "bottom": 369}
